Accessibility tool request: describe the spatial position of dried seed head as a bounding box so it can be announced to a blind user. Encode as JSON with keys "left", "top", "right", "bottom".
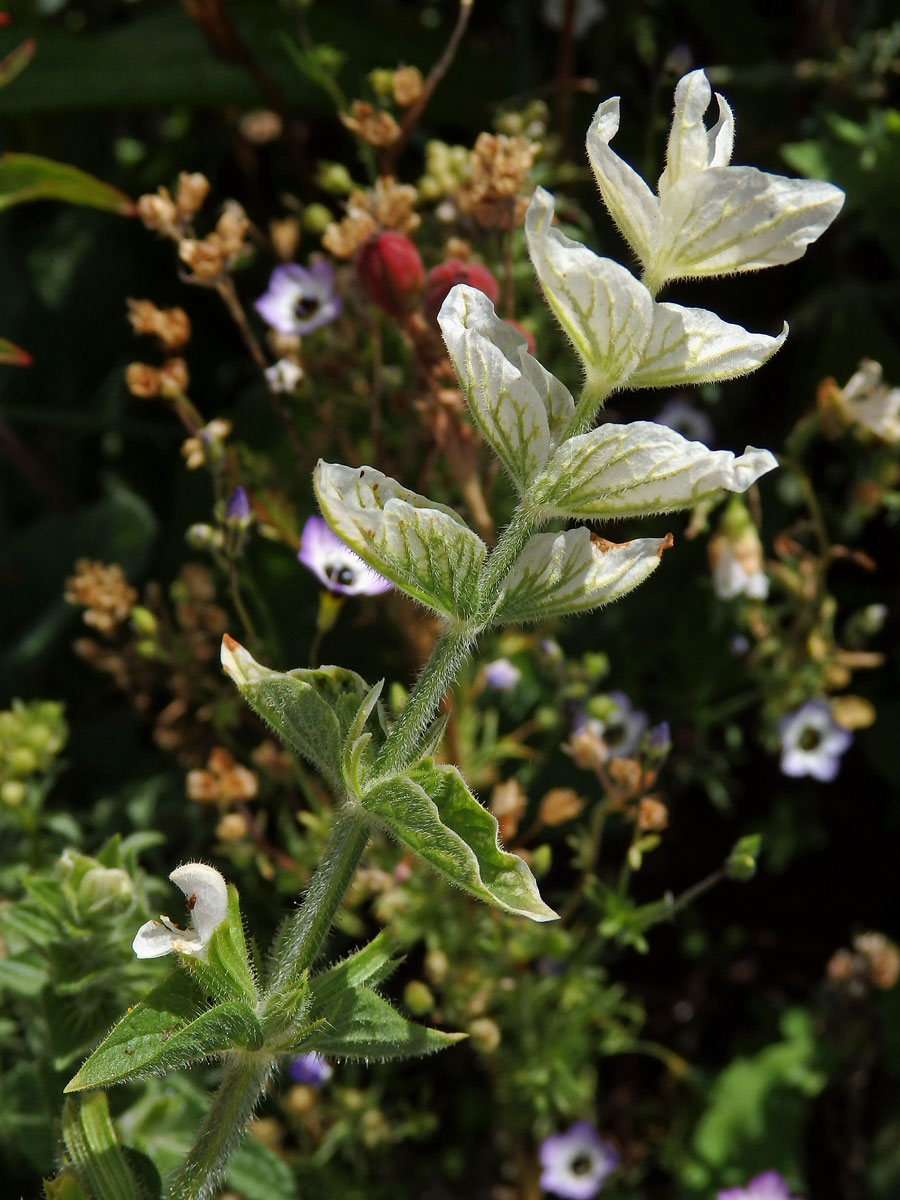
{"left": 175, "top": 171, "right": 211, "bottom": 218}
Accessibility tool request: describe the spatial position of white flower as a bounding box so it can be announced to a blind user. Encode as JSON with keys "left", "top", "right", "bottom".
{"left": 132, "top": 863, "right": 228, "bottom": 960}
{"left": 778, "top": 699, "right": 852, "bottom": 782}
{"left": 831, "top": 359, "right": 900, "bottom": 444}
{"left": 586, "top": 69, "right": 845, "bottom": 295}
{"left": 711, "top": 543, "right": 769, "bottom": 600}
{"left": 265, "top": 358, "right": 304, "bottom": 394}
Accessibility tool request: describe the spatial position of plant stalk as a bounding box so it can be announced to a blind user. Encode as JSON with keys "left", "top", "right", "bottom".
{"left": 169, "top": 1052, "right": 272, "bottom": 1200}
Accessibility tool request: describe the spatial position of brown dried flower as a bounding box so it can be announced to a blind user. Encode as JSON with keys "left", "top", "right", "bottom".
{"left": 637, "top": 796, "right": 669, "bottom": 832}
{"left": 180, "top": 417, "right": 232, "bottom": 470}
{"left": 490, "top": 778, "right": 527, "bottom": 841}
{"left": 457, "top": 133, "right": 538, "bottom": 230}
{"left": 538, "top": 787, "right": 584, "bottom": 826}
{"left": 179, "top": 237, "right": 225, "bottom": 281}
{"left": 137, "top": 186, "right": 178, "bottom": 233}
{"left": 341, "top": 100, "right": 401, "bottom": 148}
{"left": 239, "top": 109, "right": 283, "bottom": 145}
{"left": 158, "top": 357, "right": 190, "bottom": 397}
{"left": 186, "top": 746, "right": 258, "bottom": 807}
{"left": 127, "top": 299, "right": 192, "bottom": 351}
{"left": 854, "top": 932, "right": 900, "bottom": 990}
{"left": 392, "top": 65, "right": 424, "bottom": 107}
{"left": 175, "top": 171, "right": 211, "bottom": 218}
{"left": 65, "top": 560, "right": 138, "bottom": 635}
{"left": 215, "top": 200, "right": 250, "bottom": 257}
{"left": 125, "top": 362, "right": 160, "bottom": 399}
{"left": 322, "top": 177, "right": 419, "bottom": 260}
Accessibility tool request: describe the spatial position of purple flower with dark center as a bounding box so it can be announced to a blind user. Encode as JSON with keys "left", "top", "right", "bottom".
{"left": 539, "top": 1121, "right": 618, "bottom": 1200}
{"left": 289, "top": 1052, "right": 333, "bottom": 1087}
{"left": 778, "top": 698, "right": 851, "bottom": 782}
{"left": 484, "top": 658, "right": 522, "bottom": 692}
{"left": 298, "top": 516, "right": 392, "bottom": 597}
{"left": 225, "top": 485, "right": 250, "bottom": 523}
{"left": 718, "top": 1170, "right": 804, "bottom": 1200}
{"left": 254, "top": 261, "right": 341, "bottom": 336}
{"left": 655, "top": 394, "right": 714, "bottom": 445}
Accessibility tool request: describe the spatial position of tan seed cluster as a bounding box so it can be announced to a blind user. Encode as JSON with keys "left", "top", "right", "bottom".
{"left": 322, "top": 176, "right": 419, "bottom": 259}
{"left": 457, "top": 133, "right": 538, "bottom": 230}
{"left": 65, "top": 560, "right": 138, "bottom": 634}
{"left": 125, "top": 358, "right": 189, "bottom": 400}
{"left": 392, "top": 65, "right": 424, "bottom": 107}
{"left": 340, "top": 100, "right": 401, "bottom": 148}
{"left": 186, "top": 746, "right": 259, "bottom": 807}
{"left": 127, "top": 299, "right": 191, "bottom": 351}
{"left": 538, "top": 787, "right": 584, "bottom": 826}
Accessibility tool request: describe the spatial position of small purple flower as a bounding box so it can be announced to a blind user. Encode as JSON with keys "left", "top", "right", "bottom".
{"left": 778, "top": 699, "right": 851, "bottom": 782}
{"left": 298, "top": 516, "right": 392, "bottom": 597}
{"left": 655, "top": 395, "right": 714, "bottom": 445}
{"left": 718, "top": 1170, "right": 804, "bottom": 1200}
{"left": 539, "top": 1121, "right": 618, "bottom": 1200}
{"left": 225, "top": 485, "right": 251, "bottom": 523}
{"left": 289, "top": 1052, "right": 333, "bottom": 1087}
{"left": 255, "top": 261, "right": 341, "bottom": 336}
{"left": 484, "top": 658, "right": 522, "bottom": 692}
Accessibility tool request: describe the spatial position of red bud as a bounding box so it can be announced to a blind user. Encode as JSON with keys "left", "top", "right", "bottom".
{"left": 424, "top": 259, "right": 500, "bottom": 326}
{"left": 355, "top": 231, "right": 425, "bottom": 318}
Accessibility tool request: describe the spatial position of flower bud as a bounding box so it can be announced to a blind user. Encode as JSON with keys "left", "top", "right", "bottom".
{"left": 355, "top": 231, "right": 424, "bottom": 318}
{"left": 468, "top": 1016, "right": 501, "bottom": 1053}
{"left": 403, "top": 980, "right": 435, "bottom": 1016}
{"left": 158, "top": 357, "right": 190, "bottom": 397}
{"left": 77, "top": 866, "right": 135, "bottom": 917}
{"left": 424, "top": 258, "right": 499, "bottom": 326}
{"left": 137, "top": 188, "right": 178, "bottom": 232}
{"left": 125, "top": 362, "right": 160, "bottom": 398}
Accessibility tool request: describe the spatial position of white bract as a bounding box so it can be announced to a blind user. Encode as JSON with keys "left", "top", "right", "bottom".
{"left": 315, "top": 69, "right": 841, "bottom": 633}
{"left": 132, "top": 863, "right": 228, "bottom": 960}
{"left": 586, "top": 68, "right": 845, "bottom": 295}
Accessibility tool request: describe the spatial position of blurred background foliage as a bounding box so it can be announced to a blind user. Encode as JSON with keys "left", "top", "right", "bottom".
{"left": 1, "top": 1, "right": 899, "bottom": 1198}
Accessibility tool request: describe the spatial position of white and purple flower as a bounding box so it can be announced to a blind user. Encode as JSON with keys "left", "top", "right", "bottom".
{"left": 298, "top": 516, "right": 392, "bottom": 597}
{"left": 289, "top": 1051, "right": 333, "bottom": 1087}
{"left": 254, "top": 261, "right": 341, "bottom": 336}
{"left": 718, "top": 1170, "right": 804, "bottom": 1200}
{"left": 778, "top": 698, "right": 851, "bottom": 782}
{"left": 484, "top": 658, "right": 522, "bottom": 692}
{"left": 539, "top": 1120, "right": 618, "bottom": 1200}
{"left": 576, "top": 691, "right": 648, "bottom": 760}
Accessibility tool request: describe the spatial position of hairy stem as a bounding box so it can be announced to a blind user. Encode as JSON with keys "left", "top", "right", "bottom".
{"left": 267, "top": 809, "right": 371, "bottom": 992}
{"left": 169, "top": 1052, "right": 272, "bottom": 1200}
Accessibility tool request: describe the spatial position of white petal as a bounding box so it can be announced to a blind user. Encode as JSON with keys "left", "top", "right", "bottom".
{"left": 586, "top": 98, "right": 662, "bottom": 268}
{"left": 439, "top": 285, "right": 568, "bottom": 488}
{"left": 534, "top": 420, "right": 778, "bottom": 519}
{"left": 132, "top": 919, "right": 177, "bottom": 959}
{"left": 652, "top": 166, "right": 844, "bottom": 286}
{"left": 628, "top": 303, "right": 788, "bottom": 388}
{"left": 169, "top": 863, "right": 228, "bottom": 945}
{"left": 494, "top": 527, "right": 670, "bottom": 623}
{"left": 658, "top": 70, "right": 714, "bottom": 194}
{"left": 314, "top": 462, "right": 486, "bottom": 619}
{"left": 524, "top": 188, "right": 654, "bottom": 388}
{"left": 706, "top": 92, "right": 734, "bottom": 168}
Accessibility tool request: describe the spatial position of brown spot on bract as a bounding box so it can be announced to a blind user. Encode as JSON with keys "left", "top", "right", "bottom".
{"left": 222, "top": 632, "right": 240, "bottom": 651}
{"left": 186, "top": 893, "right": 197, "bottom": 911}
{"left": 657, "top": 532, "right": 675, "bottom": 558}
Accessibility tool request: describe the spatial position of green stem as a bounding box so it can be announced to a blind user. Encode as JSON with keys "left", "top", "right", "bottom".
{"left": 560, "top": 377, "right": 612, "bottom": 442}
{"left": 267, "top": 809, "right": 370, "bottom": 992}
{"left": 169, "top": 1052, "right": 272, "bottom": 1200}
{"left": 375, "top": 630, "right": 471, "bottom": 775}
{"left": 475, "top": 508, "right": 537, "bottom": 616}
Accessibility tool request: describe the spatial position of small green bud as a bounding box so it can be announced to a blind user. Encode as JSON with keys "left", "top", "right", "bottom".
{"left": 315, "top": 161, "right": 355, "bottom": 194}
{"left": 468, "top": 1016, "right": 501, "bottom": 1053}
{"left": 403, "top": 979, "right": 435, "bottom": 1016}
{"left": 529, "top": 843, "right": 552, "bottom": 876}
{"left": 424, "top": 948, "right": 449, "bottom": 985}
{"left": 368, "top": 68, "right": 395, "bottom": 97}
{"left": 130, "top": 605, "right": 158, "bottom": 636}
{"left": 185, "top": 523, "right": 223, "bottom": 550}
{"left": 7, "top": 746, "right": 38, "bottom": 777}
{"left": 388, "top": 681, "right": 409, "bottom": 716}
{"left": 1, "top": 779, "right": 26, "bottom": 807}
{"left": 302, "top": 203, "right": 333, "bottom": 235}
{"left": 582, "top": 652, "right": 609, "bottom": 682}
{"left": 727, "top": 833, "right": 762, "bottom": 881}
{"left": 77, "top": 867, "right": 135, "bottom": 917}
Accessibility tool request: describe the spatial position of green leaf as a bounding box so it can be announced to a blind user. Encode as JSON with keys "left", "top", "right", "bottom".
{"left": 178, "top": 886, "right": 258, "bottom": 1005}
{"left": 61, "top": 1092, "right": 143, "bottom": 1200}
{"left": 308, "top": 934, "right": 462, "bottom": 1061}
{"left": 314, "top": 461, "right": 486, "bottom": 619}
{"left": 44, "top": 1174, "right": 91, "bottom": 1200}
{"left": 0, "top": 153, "right": 134, "bottom": 213}
{"left": 220, "top": 636, "right": 383, "bottom": 792}
{"left": 0, "top": 335, "right": 32, "bottom": 366}
{"left": 362, "top": 765, "right": 557, "bottom": 921}
{"left": 225, "top": 1133, "right": 296, "bottom": 1200}
{"left": 65, "top": 972, "right": 262, "bottom": 1092}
